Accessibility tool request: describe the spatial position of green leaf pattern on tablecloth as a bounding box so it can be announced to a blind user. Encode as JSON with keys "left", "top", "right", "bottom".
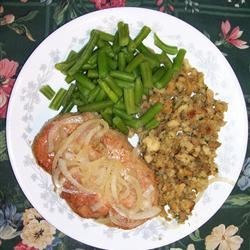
{"left": 0, "top": 130, "right": 8, "bottom": 161}
{"left": 0, "top": 0, "right": 250, "bottom": 249}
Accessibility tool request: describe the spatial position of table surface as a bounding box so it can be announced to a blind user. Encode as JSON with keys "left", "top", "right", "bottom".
{"left": 0, "top": 1, "right": 249, "bottom": 250}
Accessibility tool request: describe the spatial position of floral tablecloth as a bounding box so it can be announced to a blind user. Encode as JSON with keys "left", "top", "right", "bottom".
{"left": 0, "top": 1, "right": 249, "bottom": 250}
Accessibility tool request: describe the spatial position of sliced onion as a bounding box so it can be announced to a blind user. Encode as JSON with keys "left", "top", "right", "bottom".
{"left": 48, "top": 115, "right": 85, "bottom": 153}
{"left": 143, "top": 185, "right": 155, "bottom": 198}
{"left": 52, "top": 167, "right": 64, "bottom": 191}
{"left": 195, "top": 176, "right": 234, "bottom": 203}
{"left": 60, "top": 188, "right": 87, "bottom": 195}
{"left": 113, "top": 204, "right": 161, "bottom": 221}
{"left": 126, "top": 175, "right": 143, "bottom": 213}
{"left": 111, "top": 173, "right": 118, "bottom": 201}
{"left": 117, "top": 175, "right": 130, "bottom": 200}
{"left": 128, "top": 206, "right": 161, "bottom": 220}
{"left": 58, "top": 158, "right": 94, "bottom": 195}
{"left": 52, "top": 119, "right": 102, "bottom": 174}
{"left": 208, "top": 176, "right": 234, "bottom": 186}
{"left": 90, "top": 201, "right": 104, "bottom": 212}
{"left": 109, "top": 209, "right": 144, "bottom": 229}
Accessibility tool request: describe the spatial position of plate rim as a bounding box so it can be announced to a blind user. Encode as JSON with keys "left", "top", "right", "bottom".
{"left": 6, "top": 6, "right": 249, "bottom": 250}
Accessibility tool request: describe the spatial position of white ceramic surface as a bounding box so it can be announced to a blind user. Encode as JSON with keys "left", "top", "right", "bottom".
{"left": 6, "top": 7, "right": 248, "bottom": 250}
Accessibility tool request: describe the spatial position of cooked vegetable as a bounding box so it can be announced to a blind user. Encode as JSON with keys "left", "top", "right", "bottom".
{"left": 118, "top": 21, "right": 130, "bottom": 47}
{"left": 40, "top": 85, "right": 55, "bottom": 100}
{"left": 49, "top": 88, "right": 66, "bottom": 110}
{"left": 154, "top": 33, "right": 178, "bottom": 55}
{"left": 98, "top": 79, "right": 119, "bottom": 103}
{"left": 78, "top": 100, "right": 113, "bottom": 112}
{"left": 128, "top": 25, "right": 151, "bottom": 52}
{"left": 40, "top": 22, "right": 186, "bottom": 133}
{"left": 140, "top": 61, "right": 153, "bottom": 88}
{"left": 112, "top": 116, "right": 129, "bottom": 134}
{"left": 68, "top": 30, "right": 99, "bottom": 76}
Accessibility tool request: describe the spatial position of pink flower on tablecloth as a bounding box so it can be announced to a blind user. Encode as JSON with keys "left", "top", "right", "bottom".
{"left": 0, "top": 14, "right": 15, "bottom": 26}
{"left": 0, "top": 5, "right": 4, "bottom": 14}
{"left": 0, "top": 58, "right": 19, "bottom": 118}
{"left": 91, "top": 0, "right": 125, "bottom": 10}
{"left": 14, "top": 242, "right": 38, "bottom": 250}
{"left": 155, "top": 0, "right": 174, "bottom": 13}
{"left": 217, "top": 20, "right": 249, "bottom": 49}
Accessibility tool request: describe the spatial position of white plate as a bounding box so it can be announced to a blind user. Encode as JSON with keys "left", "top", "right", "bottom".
{"left": 6, "top": 7, "right": 248, "bottom": 250}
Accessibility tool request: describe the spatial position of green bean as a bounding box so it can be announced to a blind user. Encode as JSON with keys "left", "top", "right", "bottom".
{"left": 145, "top": 118, "right": 160, "bottom": 130}
{"left": 137, "top": 43, "right": 159, "bottom": 67}
{"left": 152, "top": 66, "right": 166, "bottom": 83}
{"left": 55, "top": 60, "right": 76, "bottom": 74}
{"left": 155, "top": 67, "right": 175, "bottom": 89}
{"left": 128, "top": 25, "right": 151, "bottom": 52}
{"left": 114, "top": 79, "right": 135, "bottom": 89}
{"left": 107, "top": 57, "right": 118, "bottom": 70}
{"left": 98, "top": 79, "right": 119, "bottom": 103}
{"left": 118, "top": 52, "right": 126, "bottom": 71}
{"left": 112, "top": 116, "right": 129, "bottom": 134}
{"left": 173, "top": 48, "right": 186, "bottom": 71}
{"left": 124, "top": 88, "right": 137, "bottom": 114}
{"left": 87, "top": 69, "right": 99, "bottom": 78}
{"left": 76, "top": 82, "right": 90, "bottom": 99}
{"left": 144, "top": 54, "right": 160, "bottom": 69}
{"left": 157, "top": 52, "right": 172, "bottom": 68}
{"left": 65, "top": 75, "right": 75, "bottom": 84}
{"left": 124, "top": 51, "right": 134, "bottom": 64}
{"left": 74, "top": 73, "right": 95, "bottom": 90}
{"left": 49, "top": 88, "right": 66, "bottom": 110}
{"left": 110, "top": 70, "right": 135, "bottom": 82}
{"left": 104, "top": 75, "right": 123, "bottom": 97}
{"left": 73, "top": 98, "right": 86, "bottom": 106}
{"left": 138, "top": 103, "right": 162, "bottom": 126}
{"left": 132, "top": 67, "right": 140, "bottom": 77}
{"left": 98, "top": 49, "right": 109, "bottom": 79}
{"left": 134, "top": 77, "right": 143, "bottom": 106}
{"left": 60, "top": 100, "right": 75, "bottom": 114}
{"left": 104, "top": 47, "right": 116, "bottom": 58}
{"left": 143, "top": 87, "right": 149, "bottom": 96}
{"left": 95, "top": 88, "right": 107, "bottom": 101}
{"left": 87, "top": 86, "right": 101, "bottom": 103}
{"left": 113, "top": 107, "right": 133, "bottom": 121}
{"left": 112, "top": 31, "right": 120, "bottom": 53}
{"left": 94, "top": 29, "right": 115, "bottom": 42}
{"left": 137, "top": 43, "right": 155, "bottom": 57}
{"left": 49, "top": 23, "right": 185, "bottom": 132}
{"left": 154, "top": 33, "right": 178, "bottom": 55}
{"left": 114, "top": 99, "right": 126, "bottom": 110}
{"left": 78, "top": 100, "right": 113, "bottom": 112}
{"left": 82, "top": 63, "right": 97, "bottom": 70}
{"left": 97, "top": 39, "right": 111, "bottom": 49}
{"left": 40, "top": 85, "right": 55, "bottom": 100}
{"left": 101, "top": 107, "right": 113, "bottom": 125}
{"left": 124, "top": 119, "right": 142, "bottom": 129}
{"left": 87, "top": 50, "right": 98, "bottom": 65}
{"left": 66, "top": 50, "right": 78, "bottom": 61}
{"left": 61, "top": 83, "right": 76, "bottom": 107}
{"left": 68, "top": 30, "right": 99, "bottom": 75}
{"left": 140, "top": 61, "right": 153, "bottom": 88}
{"left": 118, "top": 22, "right": 129, "bottom": 47}
{"left": 125, "top": 53, "right": 145, "bottom": 73}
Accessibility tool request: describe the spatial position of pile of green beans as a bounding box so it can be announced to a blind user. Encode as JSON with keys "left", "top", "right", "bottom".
{"left": 40, "top": 22, "right": 186, "bottom": 134}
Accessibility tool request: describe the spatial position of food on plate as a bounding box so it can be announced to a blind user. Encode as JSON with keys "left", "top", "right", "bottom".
{"left": 32, "top": 112, "right": 160, "bottom": 229}
{"left": 138, "top": 59, "right": 228, "bottom": 222}
{"left": 36, "top": 21, "right": 228, "bottom": 226}
{"left": 40, "top": 22, "right": 186, "bottom": 134}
